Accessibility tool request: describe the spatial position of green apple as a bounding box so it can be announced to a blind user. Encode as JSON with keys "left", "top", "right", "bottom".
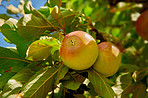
{"left": 93, "top": 42, "right": 122, "bottom": 77}
{"left": 136, "top": 10, "right": 148, "bottom": 40}
{"left": 60, "top": 31, "right": 98, "bottom": 70}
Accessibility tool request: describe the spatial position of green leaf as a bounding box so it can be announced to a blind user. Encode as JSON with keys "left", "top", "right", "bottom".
{"left": 48, "top": 31, "right": 64, "bottom": 42}
{"left": 1, "top": 18, "right": 31, "bottom": 58}
{"left": 1, "top": 68, "right": 34, "bottom": 98}
{"left": 48, "top": 0, "right": 61, "bottom": 7}
{"left": 47, "top": 9, "right": 76, "bottom": 28}
{"left": 1, "top": 18, "right": 21, "bottom": 45}
{"left": 84, "top": 4, "right": 93, "bottom": 16}
{"left": 145, "top": 92, "right": 148, "bottom": 98}
{"left": 119, "top": 73, "right": 132, "bottom": 89}
{"left": 112, "top": 73, "right": 133, "bottom": 96}
{"left": 20, "top": 66, "right": 62, "bottom": 98}
{"left": 62, "top": 73, "right": 85, "bottom": 90}
{"left": 0, "top": 47, "right": 26, "bottom": 72}
{"left": 17, "top": 43, "right": 31, "bottom": 58}
{"left": 26, "top": 37, "right": 60, "bottom": 61}
{"left": 11, "top": 65, "right": 25, "bottom": 72}
{"left": 0, "top": 72, "right": 16, "bottom": 89}
{"left": 132, "top": 82, "right": 147, "bottom": 98}
{"left": 61, "top": 10, "right": 76, "bottom": 26}
{"left": 17, "top": 8, "right": 53, "bottom": 41}
{"left": 51, "top": 6, "right": 60, "bottom": 19}
{"left": 95, "top": 21, "right": 105, "bottom": 32}
{"left": 87, "top": 69, "right": 115, "bottom": 98}
{"left": 62, "top": 76, "right": 81, "bottom": 90}
{"left": 88, "top": 82, "right": 98, "bottom": 96}
{"left": 38, "top": 6, "right": 50, "bottom": 17}
{"left": 54, "top": 65, "right": 69, "bottom": 85}
{"left": 52, "top": 84, "right": 65, "bottom": 98}
{"left": 121, "top": 83, "right": 134, "bottom": 98}
{"left": 132, "top": 68, "right": 148, "bottom": 82}
{"left": 142, "top": 44, "right": 148, "bottom": 60}
{"left": 0, "top": 14, "right": 12, "bottom": 20}
{"left": 118, "top": 63, "right": 140, "bottom": 72}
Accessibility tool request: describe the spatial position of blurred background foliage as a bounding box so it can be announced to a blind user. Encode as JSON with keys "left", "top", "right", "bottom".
{"left": 0, "top": 0, "right": 148, "bottom": 98}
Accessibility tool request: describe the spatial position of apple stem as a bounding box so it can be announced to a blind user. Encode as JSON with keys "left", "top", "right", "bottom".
{"left": 71, "top": 40, "right": 75, "bottom": 45}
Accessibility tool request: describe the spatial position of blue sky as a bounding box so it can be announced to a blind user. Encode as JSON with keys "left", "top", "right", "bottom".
{"left": 0, "top": 0, "right": 46, "bottom": 47}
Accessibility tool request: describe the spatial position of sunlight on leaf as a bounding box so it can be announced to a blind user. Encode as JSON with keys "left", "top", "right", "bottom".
{"left": 20, "top": 65, "right": 63, "bottom": 98}
{"left": 17, "top": 8, "right": 53, "bottom": 41}
{"left": 1, "top": 68, "right": 34, "bottom": 98}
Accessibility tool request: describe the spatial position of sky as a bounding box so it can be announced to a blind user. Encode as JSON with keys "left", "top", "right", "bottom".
{"left": 0, "top": 0, "right": 47, "bottom": 47}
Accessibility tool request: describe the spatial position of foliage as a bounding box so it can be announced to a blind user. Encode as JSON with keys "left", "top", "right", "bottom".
{"left": 0, "top": 0, "right": 148, "bottom": 98}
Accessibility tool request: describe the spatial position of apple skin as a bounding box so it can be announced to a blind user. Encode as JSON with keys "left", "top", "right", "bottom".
{"left": 60, "top": 31, "right": 98, "bottom": 70}
{"left": 93, "top": 42, "right": 122, "bottom": 77}
{"left": 136, "top": 10, "right": 148, "bottom": 40}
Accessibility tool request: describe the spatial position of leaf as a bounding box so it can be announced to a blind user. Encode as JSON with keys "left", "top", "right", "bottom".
{"left": 17, "top": 43, "right": 31, "bottom": 58}
{"left": 11, "top": 65, "right": 25, "bottom": 72}
{"left": 0, "top": 14, "right": 12, "bottom": 20}
{"left": 0, "top": 47, "right": 27, "bottom": 72}
{"left": 38, "top": 6, "right": 50, "bottom": 17}
{"left": 112, "top": 73, "right": 133, "bottom": 95}
{"left": 47, "top": 9, "right": 76, "bottom": 28}
{"left": 48, "top": 31, "right": 64, "bottom": 42}
{"left": 54, "top": 65, "right": 69, "bottom": 85}
{"left": 121, "top": 83, "right": 134, "bottom": 98}
{"left": 20, "top": 66, "right": 62, "bottom": 98}
{"left": 95, "top": 21, "right": 105, "bottom": 32}
{"left": 52, "top": 84, "right": 65, "bottom": 98}
{"left": 1, "top": 18, "right": 21, "bottom": 45}
{"left": 61, "top": 10, "right": 76, "bottom": 26}
{"left": 132, "top": 82, "right": 147, "bottom": 98}
{"left": 1, "top": 18, "right": 31, "bottom": 58}
{"left": 132, "top": 68, "right": 148, "bottom": 82}
{"left": 145, "top": 92, "right": 148, "bottom": 98}
{"left": 62, "top": 77, "right": 81, "bottom": 90}
{"left": 26, "top": 37, "right": 60, "bottom": 61}
{"left": 119, "top": 73, "right": 132, "bottom": 89}
{"left": 84, "top": 4, "right": 93, "bottom": 16}
{"left": 48, "top": 0, "right": 61, "bottom": 7}
{"left": 142, "top": 44, "right": 148, "bottom": 60}
{"left": 17, "top": 8, "right": 53, "bottom": 41}
{"left": 118, "top": 63, "right": 140, "bottom": 72}
{"left": 51, "top": 6, "right": 60, "bottom": 19}
{"left": 0, "top": 72, "right": 16, "bottom": 89}
{"left": 88, "top": 82, "right": 98, "bottom": 96}
{"left": 87, "top": 69, "right": 115, "bottom": 98}
{"left": 62, "top": 73, "right": 84, "bottom": 90}
{"left": 1, "top": 68, "right": 34, "bottom": 98}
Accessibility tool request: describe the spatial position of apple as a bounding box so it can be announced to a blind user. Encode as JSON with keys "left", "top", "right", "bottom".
{"left": 60, "top": 31, "right": 98, "bottom": 70}
{"left": 93, "top": 42, "right": 122, "bottom": 77}
{"left": 136, "top": 10, "right": 148, "bottom": 40}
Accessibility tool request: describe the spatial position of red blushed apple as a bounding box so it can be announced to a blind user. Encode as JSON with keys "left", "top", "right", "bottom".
{"left": 93, "top": 42, "right": 122, "bottom": 77}
{"left": 136, "top": 10, "right": 148, "bottom": 40}
{"left": 60, "top": 31, "right": 98, "bottom": 70}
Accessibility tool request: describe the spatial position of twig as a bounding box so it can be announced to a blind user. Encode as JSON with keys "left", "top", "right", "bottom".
{"left": 90, "top": 25, "right": 106, "bottom": 42}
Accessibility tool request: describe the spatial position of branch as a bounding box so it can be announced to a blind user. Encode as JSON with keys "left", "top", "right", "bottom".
{"left": 90, "top": 25, "right": 106, "bottom": 42}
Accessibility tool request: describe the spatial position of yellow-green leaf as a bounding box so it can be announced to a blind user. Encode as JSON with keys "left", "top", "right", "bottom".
{"left": 26, "top": 37, "right": 60, "bottom": 61}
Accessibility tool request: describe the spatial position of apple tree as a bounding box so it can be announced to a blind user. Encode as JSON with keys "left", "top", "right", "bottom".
{"left": 0, "top": 0, "right": 148, "bottom": 98}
